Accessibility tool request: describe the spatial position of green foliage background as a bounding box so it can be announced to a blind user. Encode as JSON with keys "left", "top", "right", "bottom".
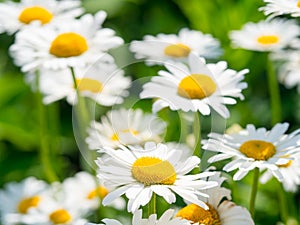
{"left": 0, "top": 0, "right": 300, "bottom": 224}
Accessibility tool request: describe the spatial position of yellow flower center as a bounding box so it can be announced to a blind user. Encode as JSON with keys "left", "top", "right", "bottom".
{"left": 164, "top": 43, "right": 191, "bottom": 57}
{"left": 49, "top": 32, "right": 88, "bottom": 58}
{"left": 18, "top": 6, "right": 53, "bottom": 24}
{"left": 297, "top": 0, "right": 300, "bottom": 7}
{"left": 278, "top": 160, "right": 292, "bottom": 168}
{"left": 257, "top": 35, "right": 279, "bottom": 45}
{"left": 111, "top": 129, "right": 139, "bottom": 141}
{"left": 239, "top": 140, "right": 276, "bottom": 160}
{"left": 87, "top": 186, "right": 109, "bottom": 200}
{"left": 176, "top": 203, "right": 221, "bottom": 225}
{"left": 17, "top": 196, "right": 40, "bottom": 214}
{"left": 49, "top": 209, "right": 72, "bottom": 224}
{"left": 75, "top": 78, "right": 103, "bottom": 93}
{"left": 178, "top": 74, "right": 216, "bottom": 99}
{"left": 131, "top": 157, "right": 176, "bottom": 186}
{"left": 278, "top": 155, "right": 293, "bottom": 168}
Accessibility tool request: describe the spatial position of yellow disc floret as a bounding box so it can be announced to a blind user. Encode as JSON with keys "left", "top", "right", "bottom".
{"left": 239, "top": 140, "right": 276, "bottom": 160}
{"left": 111, "top": 129, "right": 139, "bottom": 141}
{"left": 131, "top": 157, "right": 176, "bottom": 185}
{"left": 87, "top": 186, "right": 109, "bottom": 200}
{"left": 178, "top": 74, "right": 216, "bottom": 99}
{"left": 297, "top": 0, "right": 300, "bottom": 7}
{"left": 176, "top": 203, "right": 221, "bottom": 225}
{"left": 75, "top": 78, "right": 103, "bottom": 93}
{"left": 19, "top": 6, "right": 53, "bottom": 24}
{"left": 257, "top": 35, "right": 279, "bottom": 45}
{"left": 49, "top": 32, "right": 88, "bottom": 58}
{"left": 164, "top": 43, "right": 191, "bottom": 57}
{"left": 49, "top": 209, "right": 72, "bottom": 224}
{"left": 18, "top": 196, "right": 40, "bottom": 214}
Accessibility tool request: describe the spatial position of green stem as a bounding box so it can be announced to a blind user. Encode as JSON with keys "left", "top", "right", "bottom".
{"left": 178, "top": 111, "right": 188, "bottom": 143}
{"left": 249, "top": 168, "right": 259, "bottom": 217}
{"left": 36, "top": 71, "right": 59, "bottom": 183}
{"left": 148, "top": 193, "right": 156, "bottom": 216}
{"left": 278, "top": 182, "right": 288, "bottom": 223}
{"left": 266, "top": 57, "right": 282, "bottom": 125}
{"left": 193, "top": 111, "right": 202, "bottom": 158}
{"left": 69, "top": 67, "right": 95, "bottom": 171}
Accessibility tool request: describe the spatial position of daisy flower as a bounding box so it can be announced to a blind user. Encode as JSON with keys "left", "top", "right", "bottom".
{"left": 62, "top": 171, "right": 126, "bottom": 214}
{"left": 86, "top": 108, "right": 166, "bottom": 149}
{"left": 9, "top": 11, "right": 124, "bottom": 72}
{"left": 130, "top": 28, "right": 222, "bottom": 65}
{"left": 37, "top": 61, "right": 131, "bottom": 105}
{"left": 176, "top": 172, "right": 254, "bottom": 225}
{"left": 140, "top": 53, "right": 248, "bottom": 118}
{"left": 271, "top": 50, "right": 300, "bottom": 93}
{"left": 87, "top": 209, "right": 191, "bottom": 225}
{"left": 27, "top": 184, "right": 87, "bottom": 225}
{"left": 96, "top": 142, "right": 218, "bottom": 213}
{"left": 260, "top": 153, "right": 300, "bottom": 192}
{"left": 0, "top": 0, "right": 83, "bottom": 34}
{"left": 260, "top": 0, "right": 300, "bottom": 18}
{"left": 229, "top": 19, "right": 300, "bottom": 52}
{"left": 0, "top": 177, "right": 49, "bottom": 225}
{"left": 202, "top": 123, "right": 300, "bottom": 181}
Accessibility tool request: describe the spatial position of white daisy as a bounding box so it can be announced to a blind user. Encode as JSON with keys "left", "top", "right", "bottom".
{"left": 86, "top": 108, "right": 166, "bottom": 149}
{"left": 87, "top": 209, "right": 191, "bottom": 225}
{"left": 130, "top": 28, "right": 222, "bottom": 65}
{"left": 176, "top": 171, "right": 254, "bottom": 225}
{"left": 0, "top": 177, "right": 49, "bottom": 225}
{"left": 9, "top": 11, "right": 124, "bottom": 72}
{"left": 27, "top": 184, "right": 87, "bottom": 225}
{"left": 260, "top": 0, "right": 300, "bottom": 18}
{"left": 37, "top": 60, "right": 131, "bottom": 105}
{"left": 62, "top": 171, "right": 126, "bottom": 214}
{"left": 229, "top": 19, "right": 300, "bottom": 52}
{"left": 260, "top": 153, "right": 300, "bottom": 192}
{"left": 202, "top": 123, "right": 300, "bottom": 181}
{"left": 271, "top": 50, "right": 300, "bottom": 93}
{"left": 96, "top": 142, "right": 218, "bottom": 213}
{"left": 140, "top": 53, "right": 248, "bottom": 118}
{"left": 0, "top": 0, "right": 83, "bottom": 34}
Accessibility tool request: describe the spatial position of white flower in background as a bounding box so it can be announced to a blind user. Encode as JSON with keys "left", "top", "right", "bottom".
{"left": 28, "top": 185, "right": 87, "bottom": 225}
{"left": 37, "top": 61, "right": 130, "bottom": 105}
{"left": 9, "top": 11, "right": 123, "bottom": 72}
{"left": 97, "top": 142, "right": 217, "bottom": 212}
{"left": 86, "top": 108, "right": 166, "bottom": 149}
{"left": 229, "top": 19, "right": 300, "bottom": 52}
{"left": 130, "top": 28, "right": 222, "bottom": 65}
{"left": 0, "top": 177, "right": 49, "bottom": 225}
{"left": 271, "top": 50, "right": 300, "bottom": 93}
{"left": 260, "top": 0, "right": 300, "bottom": 18}
{"left": 0, "top": 0, "right": 83, "bottom": 34}
{"left": 62, "top": 171, "right": 126, "bottom": 214}
{"left": 260, "top": 153, "right": 300, "bottom": 192}
{"left": 176, "top": 172, "right": 254, "bottom": 225}
{"left": 87, "top": 209, "right": 191, "bottom": 225}
{"left": 140, "top": 54, "right": 248, "bottom": 118}
{"left": 203, "top": 123, "right": 300, "bottom": 181}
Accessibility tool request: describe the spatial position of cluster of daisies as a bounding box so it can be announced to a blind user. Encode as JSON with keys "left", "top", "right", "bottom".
{"left": 1, "top": 0, "right": 300, "bottom": 225}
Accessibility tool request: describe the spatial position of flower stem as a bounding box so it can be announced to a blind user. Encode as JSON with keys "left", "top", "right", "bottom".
{"left": 69, "top": 67, "right": 95, "bottom": 171}
{"left": 148, "top": 193, "right": 156, "bottom": 216}
{"left": 249, "top": 168, "right": 259, "bottom": 217}
{"left": 266, "top": 57, "right": 282, "bottom": 125}
{"left": 193, "top": 111, "right": 202, "bottom": 158}
{"left": 36, "top": 71, "right": 59, "bottom": 183}
{"left": 178, "top": 111, "right": 188, "bottom": 144}
{"left": 278, "top": 182, "right": 288, "bottom": 223}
